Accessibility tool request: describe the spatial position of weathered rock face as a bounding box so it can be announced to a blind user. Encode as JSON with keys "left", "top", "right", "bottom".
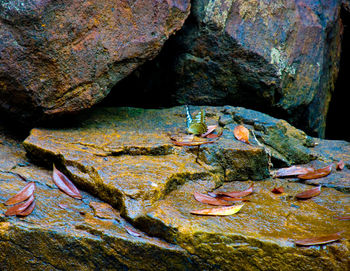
{"left": 168, "top": 0, "right": 342, "bottom": 138}
{"left": 11, "top": 106, "right": 349, "bottom": 270}
{"left": 0, "top": 0, "right": 190, "bottom": 122}
{"left": 0, "top": 126, "right": 199, "bottom": 270}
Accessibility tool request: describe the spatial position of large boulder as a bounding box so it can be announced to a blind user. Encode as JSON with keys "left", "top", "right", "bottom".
{"left": 0, "top": 0, "right": 190, "bottom": 122}
{"left": 14, "top": 106, "right": 349, "bottom": 270}
{"left": 163, "top": 0, "right": 342, "bottom": 138}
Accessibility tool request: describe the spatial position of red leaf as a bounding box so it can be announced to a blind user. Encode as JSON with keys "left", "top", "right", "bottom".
{"left": 5, "top": 182, "right": 35, "bottom": 206}
{"left": 271, "top": 187, "right": 284, "bottom": 194}
{"left": 210, "top": 184, "right": 254, "bottom": 198}
{"left": 193, "top": 192, "right": 232, "bottom": 206}
{"left": 58, "top": 203, "right": 68, "bottom": 210}
{"left": 52, "top": 164, "right": 82, "bottom": 199}
{"left": 336, "top": 160, "right": 344, "bottom": 171}
{"left": 125, "top": 225, "right": 141, "bottom": 237}
{"left": 200, "top": 125, "right": 217, "bottom": 138}
{"left": 190, "top": 203, "right": 245, "bottom": 216}
{"left": 295, "top": 185, "right": 321, "bottom": 199}
{"left": 233, "top": 125, "right": 249, "bottom": 144}
{"left": 294, "top": 231, "right": 343, "bottom": 246}
{"left": 297, "top": 164, "right": 332, "bottom": 180}
{"left": 17, "top": 200, "right": 36, "bottom": 217}
{"left": 5, "top": 194, "right": 35, "bottom": 216}
{"left": 207, "top": 193, "right": 249, "bottom": 202}
{"left": 274, "top": 166, "right": 315, "bottom": 178}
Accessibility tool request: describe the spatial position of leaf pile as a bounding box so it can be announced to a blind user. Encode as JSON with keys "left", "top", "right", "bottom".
{"left": 4, "top": 181, "right": 36, "bottom": 217}
{"left": 191, "top": 184, "right": 253, "bottom": 216}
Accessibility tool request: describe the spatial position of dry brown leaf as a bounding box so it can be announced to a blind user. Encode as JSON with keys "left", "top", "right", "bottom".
{"left": 200, "top": 125, "right": 217, "bottom": 138}
{"left": 336, "top": 160, "right": 344, "bottom": 171}
{"left": 274, "top": 166, "right": 315, "bottom": 178}
{"left": 295, "top": 185, "right": 321, "bottom": 200}
{"left": 271, "top": 187, "right": 284, "bottom": 194}
{"left": 5, "top": 182, "right": 35, "bottom": 206}
{"left": 53, "top": 164, "right": 82, "bottom": 199}
{"left": 190, "top": 203, "right": 245, "bottom": 216}
{"left": 125, "top": 225, "right": 142, "bottom": 237}
{"left": 207, "top": 193, "right": 249, "bottom": 202}
{"left": 233, "top": 125, "right": 249, "bottom": 144}
{"left": 89, "top": 201, "right": 119, "bottom": 220}
{"left": 5, "top": 194, "right": 35, "bottom": 216}
{"left": 17, "top": 200, "right": 36, "bottom": 217}
{"left": 294, "top": 231, "right": 343, "bottom": 246}
{"left": 210, "top": 184, "right": 254, "bottom": 198}
{"left": 193, "top": 192, "right": 232, "bottom": 206}
{"left": 297, "top": 164, "right": 332, "bottom": 180}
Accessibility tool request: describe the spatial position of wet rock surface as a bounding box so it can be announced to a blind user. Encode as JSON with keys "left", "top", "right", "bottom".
{"left": 0, "top": 0, "right": 190, "bottom": 122}
{"left": 1, "top": 106, "right": 350, "bottom": 270}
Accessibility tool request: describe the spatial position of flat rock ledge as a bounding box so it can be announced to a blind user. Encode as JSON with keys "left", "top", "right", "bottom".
{"left": 1, "top": 106, "right": 349, "bottom": 270}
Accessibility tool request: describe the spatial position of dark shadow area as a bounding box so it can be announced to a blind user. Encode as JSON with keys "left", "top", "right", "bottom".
{"left": 326, "top": 5, "right": 350, "bottom": 142}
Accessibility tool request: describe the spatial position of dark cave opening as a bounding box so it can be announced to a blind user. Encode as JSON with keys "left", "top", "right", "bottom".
{"left": 325, "top": 5, "right": 350, "bottom": 142}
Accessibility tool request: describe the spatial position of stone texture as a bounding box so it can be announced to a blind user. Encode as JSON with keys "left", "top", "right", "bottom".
{"left": 0, "top": 124, "right": 199, "bottom": 271}
{"left": 1, "top": 106, "right": 349, "bottom": 270}
{"left": 166, "top": 0, "right": 342, "bottom": 137}
{"left": 0, "top": 0, "right": 190, "bottom": 122}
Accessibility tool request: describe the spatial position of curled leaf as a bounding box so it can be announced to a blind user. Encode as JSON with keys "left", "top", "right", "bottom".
{"left": 207, "top": 194, "right": 249, "bottom": 202}
{"left": 53, "top": 164, "right": 82, "bottom": 199}
{"left": 297, "top": 164, "right": 332, "bottom": 180}
{"left": 200, "top": 125, "right": 217, "bottom": 138}
{"left": 89, "top": 201, "right": 119, "bottom": 220}
{"left": 233, "top": 125, "right": 249, "bottom": 144}
{"left": 274, "top": 166, "right": 315, "bottom": 178}
{"left": 170, "top": 134, "right": 219, "bottom": 146}
{"left": 5, "top": 182, "right": 35, "bottom": 206}
{"left": 191, "top": 203, "right": 245, "bottom": 216}
{"left": 125, "top": 225, "right": 141, "bottom": 237}
{"left": 17, "top": 200, "right": 36, "bottom": 217}
{"left": 210, "top": 184, "right": 254, "bottom": 198}
{"left": 294, "top": 231, "right": 343, "bottom": 246}
{"left": 193, "top": 192, "right": 232, "bottom": 206}
{"left": 336, "top": 160, "right": 344, "bottom": 171}
{"left": 5, "top": 194, "right": 35, "bottom": 216}
{"left": 295, "top": 185, "right": 321, "bottom": 200}
{"left": 271, "top": 187, "right": 284, "bottom": 194}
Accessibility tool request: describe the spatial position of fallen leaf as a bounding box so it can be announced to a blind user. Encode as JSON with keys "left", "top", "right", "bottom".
{"left": 210, "top": 184, "right": 254, "bottom": 198}
{"left": 17, "top": 200, "right": 36, "bottom": 217}
{"left": 5, "top": 182, "right": 35, "bottom": 206}
{"left": 233, "top": 125, "right": 249, "bottom": 144}
{"left": 125, "top": 225, "right": 141, "bottom": 237}
{"left": 89, "top": 201, "right": 119, "bottom": 220}
{"left": 297, "top": 164, "right": 332, "bottom": 180}
{"left": 294, "top": 231, "right": 343, "bottom": 246}
{"left": 295, "top": 185, "right": 321, "bottom": 199}
{"left": 271, "top": 187, "right": 284, "bottom": 194}
{"left": 207, "top": 194, "right": 249, "bottom": 202}
{"left": 170, "top": 135, "right": 219, "bottom": 146}
{"left": 5, "top": 194, "right": 35, "bottom": 216}
{"left": 200, "top": 125, "right": 217, "bottom": 138}
{"left": 193, "top": 192, "right": 232, "bottom": 206}
{"left": 58, "top": 203, "right": 68, "bottom": 210}
{"left": 336, "top": 160, "right": 344, "bottom": 171}
{"left": 335, "top": 215, "right": 350, "bottom": 220}
{"left": 274, "top": 166, "right": 315, "bottom": 178}
{"left": 52, "top": 164, "right": 82, "bottom": 199}
{"left": 191, "top": 203, "right": 245, "bottom": 216}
